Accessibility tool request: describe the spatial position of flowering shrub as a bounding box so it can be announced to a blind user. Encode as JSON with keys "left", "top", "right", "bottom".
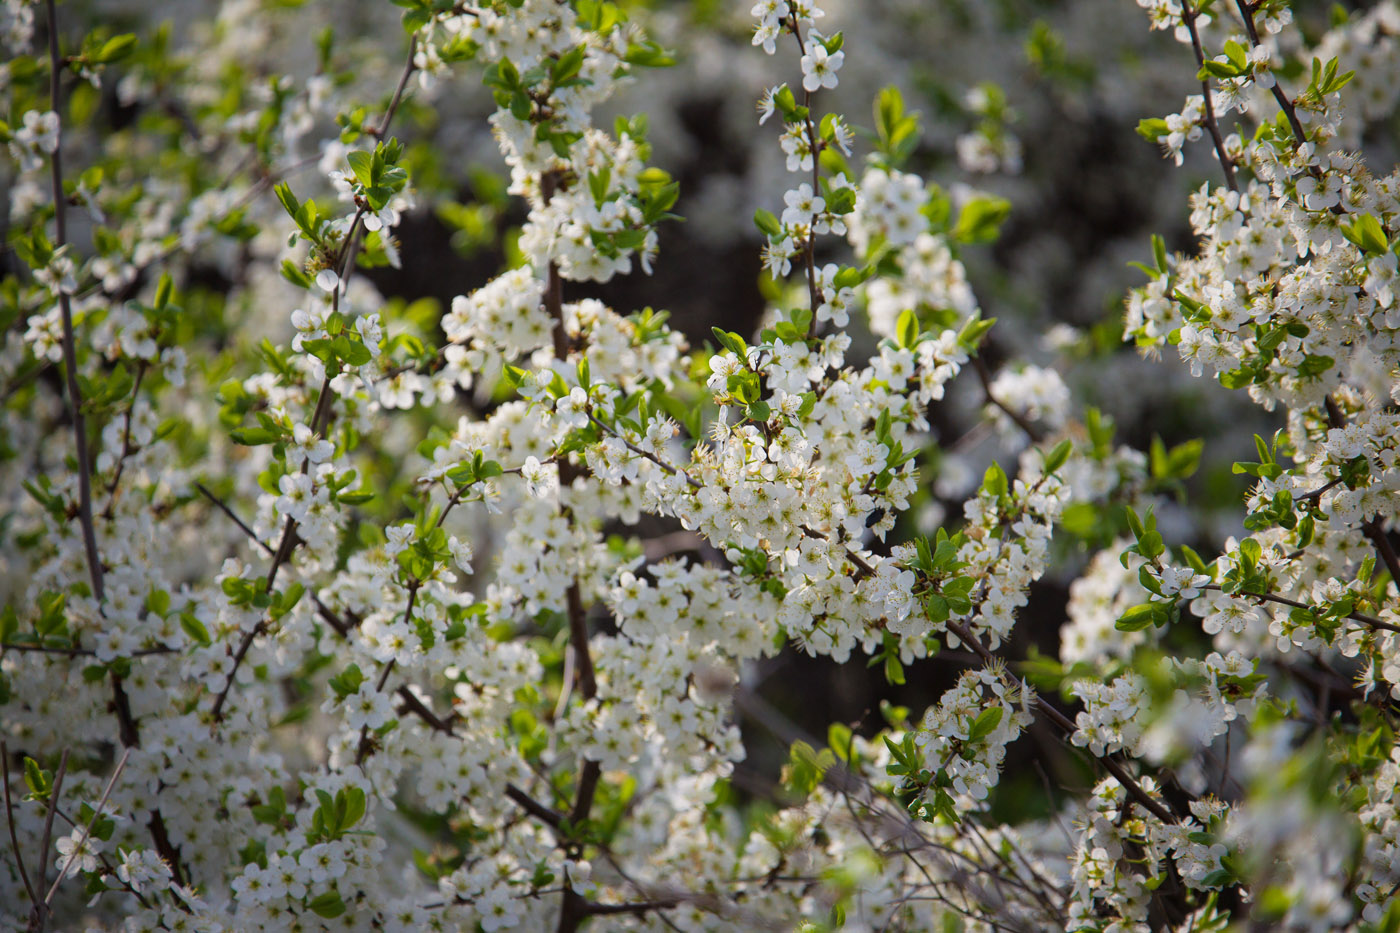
{"left": 2, "top": 0, "right": 1400, "bottom": 930}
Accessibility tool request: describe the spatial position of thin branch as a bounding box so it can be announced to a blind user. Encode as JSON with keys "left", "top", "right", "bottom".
{"left": 32, "top": 748, "right": 69, "bottom": 933}
{"left": 1320, "top": 396, "right": 1400, "bottom": 593}
{"left": 944, "top": 620, "right": 1179, "bottom": 825}
{"left": 973, "top": 357, "right": 1044, "bottom": 442}
{"left": 100, "top": 362, "right": 149, "bottom": 520}
{"left": 1, "top": 742, "right": 39, "bottom": 918}
{"left": 1234, "top": 0, "right": 1310, "bottom": 148}
{"left": 1200, "top": 583, "right": 1400, "bottom": 634}
{"left": 41, "top": 4, "right": 184, "bottom": 885}
{"left": 1362, "top": 520, "right": 1400, "bottom": 591}
{"left": 355, "top": 582, "right": 421, "bottom": 766}
{"left": 45, "top": 0, "right": 102, "bottom": 606}
{"left": 1296, "top": 475, "right": 1344, "bottom": 503}
{"left": 582, "top": 899, "right": 681, "bottom": 918}
{"left": 504, "top": 783, "right": 564, "bottom": 831}
{"left": 1183, "top": 1, "right": 1239, "bottom": 191}
{"left": 784, "top": 14, "right": 825, "bottom": 338}
{"left": 395, "top": 686, "right": 457, "bottom": 735}
{"left": 43, "top": 749, "right": 130, "bottom": 906}
{"left": 0, "top": 642, "right": 176, "bottom": 658}
{"left": 194, "top": 483, "right": 274, "bottom": 555}
{"left": 210, "top": 43, "right": 417, "bottom": 724}
{"left": 194, "top": 482, "right": 358, "bottom": 642}
{"left": 540, "top": 168, "right": 603, "bottom": 933}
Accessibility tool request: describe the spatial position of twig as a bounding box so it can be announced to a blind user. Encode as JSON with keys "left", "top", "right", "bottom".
{"left": 31, "top": 748, "right": 69, "bottom": 933}
{"left": 1183, "top": 1, "right": 1239, "bottom": 191}
{"left": 504, "top": 783, "right": 564, "bottom": 831}
{"left": 41, "top": 1, "right": 183, "bottom": 885}
{"left": 194, "top": 483, "right": 274, "bottom": 555}
{"left": 1, "top": 742, "right": 39, "bottom": 919}
{"left": 354, "top": 583, "right": 420, "bottom": 766}
{"left": 540, "top": 168, "right": 603, "bottom": 933}
{"left": 973, "top": 357, "right": 1044, "bottom": 442}
{"left": 1320, "top": 395, "right": 1400, "bottom": 592}
{"left": 0, "top": 642, "right": 176, "bottom": 658}
{"left": 784, "top": 13, "right": 825, "bottom": 338}
{"left": 1234, "top": 1, "right": 1311, "bottom": 148}
{"left": 395, "top": 686, "right": 457, "bottom": 735}
{"left": 45, "top": 0, "right": 102, "bottom": 606}
{"left": 1296, "top": 476, "right": 1344, "bottom": 503}
{"left": 1200, "top": 583, "right": 1400, "bottom": 634}
{"left": 43, "top": 749, "right": 130, "bottom": 905}
{"left": 1362, "top": 520, "right": 1400, "bottom": 591}
{"left": 583, "top": 899, "right": 681, "bottom": 918}
{"left": 101, "top": 362, "right": 149, "bottom": 520}
{"left": 210, "top": 43, "right": 417, "bottom": 724}
{"left": 944, "top": 620, "right": 1179, "bottom": 825}
{"left": 194, "top": 482, "right": 358, "bottom": 640}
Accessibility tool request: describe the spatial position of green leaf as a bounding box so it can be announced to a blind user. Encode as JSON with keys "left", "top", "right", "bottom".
{"left": 96, "top": 34, "right": 138, "bottom": 63}
{"left": 896, "top": 309, "right": 919, "bottom": 349}
{"left": 753, "top": 208, "right": 782, "bottom": 237}
{"left": 23, "top": 757, "right": 50, "bottom": 798}
{"left": 967, "top": 706, "right": 1003, "bottom": 743}
{"left": 307, "top": 890, "right": 346, "bottom": 919}
{"left": 347, "top": 150, "right": 374, "bottom": 187}
{"left": 951, "top": 196, "right": 1011, "bottom": 244}
{"left": 1043, "top": 439, "right": 1073, "bottom": 474}
{"left": 1115, "top": 602, "right": 1159, "bottom": 632}
{"left": 230, "top": 427, "right": 280, "bottom": 446}
{"left": 1151, "top": 234, "right": 1168, "bottom": 273}
{"left": 884, "top": 652, "right": 905, "bottom": 685}
{"left": 1136, "top": 117, "right": 1169, "bottom": 141}
{"left": 982, "top": 462, "right": 1007, "bottom": 498}
{"left": 180, "top": 611, "right": 211, "bottom": 647}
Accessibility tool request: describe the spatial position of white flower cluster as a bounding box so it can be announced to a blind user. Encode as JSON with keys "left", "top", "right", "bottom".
{"left": 5, "top": 0, "right": 1400, "bottom": 929}
{"left": 912, "top": 667, "right": 1033, "bottom": 803}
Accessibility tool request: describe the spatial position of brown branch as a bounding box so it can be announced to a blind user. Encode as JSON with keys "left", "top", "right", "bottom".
{"left": 211, "top": 43, "right": 417, "bottom": 725}
{"left": 784, "top": 13, "right": 825, "bottom": 338}
{"left": 395, "top": 686, "right": 456, "bottom": 735}
{"left": 1, "top": 742, "right": 39, "bottom": 921}
{"left": 355, "top": 582, "right": 421, "bottom": 766}
{"left": 30, "top": 748, "right": 69, "bottom": 933}
{"left": 1201, "top": 583, "right": 1400, "bottom": 634}
{"left": 1320, "top": 396, "right": 1400, "bottom": 593}
{"left": 1363, "top": 521, "right": 1400, "bottom": 592}
{"left": 0, "top": 642, "right": 176, "bottom": 658}
{"left": 1234, "top": 1, "right": 1310, "bottom": 148}
{"left": 1296, "top": 475, "right": 1344, "bottom": 503}
{"left": 540, "top": 168, "right": 604, "bottom": 933}
{"left": 100, "top": 362, "right": 149, "bottom": 520}
{"left": 1183, "top": 2, "right": 1239, "bottom": 191}
{"left": 944, "top": 620, "right": 1179, "bottom": 825}
{"left": 41, "top": 5, "right": 184, "bottom": 889}
{"left": 194, "top": 482, "right": 358, "bottom": 640}
{"left": 194, "top": 482, "right": 274, "bottom": 555}
{"left": 45, "top": 0, "right": 102, "bottom": 607}
{"left": 972, "top": 356, "right": 1044, "bottom": 442}
{"left": 504, "top": 783, "right": 564, "bottom": 831}
{"left": 43, "top": 749, "right": 129, "bottom": 906}
{"left": 582, "top": 899, "right": 681, "bottom": 918}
